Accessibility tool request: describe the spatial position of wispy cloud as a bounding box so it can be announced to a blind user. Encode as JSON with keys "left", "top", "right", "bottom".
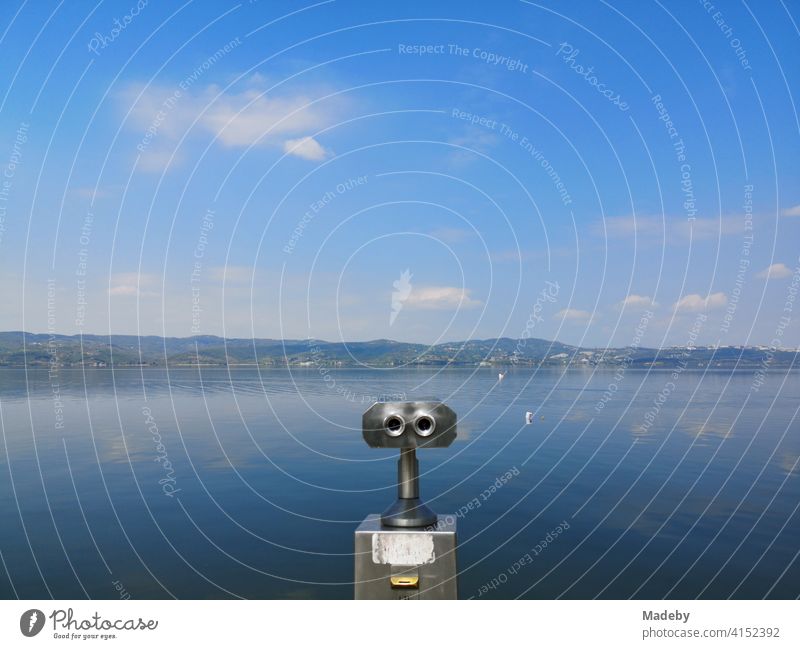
{"left": 489, "top": 247, "right": 571, "bottom": 263}
{"left": 203, "top": 90, "right": 332, "bottom": 147}
{"left": 282, "top": 136, "right": 332, "bottom": 161}
{"left": 619, "top": 294, "right": 657, "bottom": 309}
{"left": 109, "top": 272, "right": 160, "bottom": 297}
{"left": 449, "top": 129, "right": 498, "bottom": 151}
{"left": 447, "top": 129, "right": 499, "bottom": 165}
{"left": 555, "top": 308, "right": 592, "bottom": 321}
{"left": 596, "top": 215, "right": 742, "bottom": 240}
{"left": 756, "top": 263, "right": 792, "bottom": 279}
{"left": 673, "top": 292, "right": 727, "bottom": 312}
{"left": 781, "top": 205, "right": 800, "bottom": 217}
{"left": 120, "top": 81, "right": 342, "bottom": 171}
{"left": 429, "top": 227, "right": 473, "bottom": 243}
{"left": 403, "top": 286, "right": 482, "bottom": 310}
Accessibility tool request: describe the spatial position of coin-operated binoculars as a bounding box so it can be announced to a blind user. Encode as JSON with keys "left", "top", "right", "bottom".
{"left": 362, "top": 400, "right": 457, "bottom": 527}
{"left": 355, "top": 400, "right": 458, "bottom": 599}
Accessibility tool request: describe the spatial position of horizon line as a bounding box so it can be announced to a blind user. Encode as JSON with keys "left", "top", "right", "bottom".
{"left": 2, "top": 330, "right": 797, "bottom": 352}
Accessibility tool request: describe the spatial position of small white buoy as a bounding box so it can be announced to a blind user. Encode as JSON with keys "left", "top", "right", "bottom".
{"left": 525, "top": 411, "right": 534, "bottom": 424}
{"left": 498, "top": 371, "right": 506, "bottom": 381}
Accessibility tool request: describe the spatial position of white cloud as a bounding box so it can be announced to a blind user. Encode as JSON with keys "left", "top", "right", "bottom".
{"left": 781, "top": 205, "right": 800, "bottom": 217}
{"left": 447, "top": 129, "right": 499, "bottom": 165}
{"left": 204, "top": 91, "right": 329, "bottom": 146}
{"left": 282, "top": 136, "right": 332, "bottom": 161}
{"left": 109, "top": 273, "right": 159, "bottom": 297}
{"left": 619, "top": 294, "right": 656, "bottom": 309}
{"left": 756, "top": 263, "right": 792, "bottom": 279}
{"left": 490, "top": 249, "right": 527, "bottom": 263}
{"left": 673, "top": 292, "right": 727, "bottom": 312}
{"left": 597, "top": 215, "right": 742, "bottom": 240}
{"left": 120, "top": 82, "right": 341, "bottom": 171}
{"left": 108, "top": 285, "right": 139, "bottom": 296}
{"left": 681, "top": 218, "right": 743, "bottom": 238}
{"left": 555, "top": 308, "right": 592, "bottom": 321}
{"left": 429, "top": 227, "right": 473, "bottom": 243}
{"left": 403, "top": 286, "right": 482, "bottom": 310}
{"left": 449, "top": 130, "right": 498, "bottom": 151}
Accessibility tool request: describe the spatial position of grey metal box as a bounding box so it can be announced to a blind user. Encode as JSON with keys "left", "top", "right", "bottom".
{"left": 354, "top": 515, "right": 458, "bottom": 600}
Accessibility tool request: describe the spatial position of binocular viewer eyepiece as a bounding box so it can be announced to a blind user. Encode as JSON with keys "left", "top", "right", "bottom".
{"left": 362, "top": 400, "right": 457, "bottom": 449}
{"left": 362, "top": 400, "right": 457, "bottom": 527}
{"left": 383, "top": 412, "right": 433, "bottom": 437}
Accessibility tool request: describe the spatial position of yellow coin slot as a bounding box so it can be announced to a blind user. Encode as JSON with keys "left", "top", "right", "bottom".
{"left": 390, "top": 575, "right": 419, "bottom": 589}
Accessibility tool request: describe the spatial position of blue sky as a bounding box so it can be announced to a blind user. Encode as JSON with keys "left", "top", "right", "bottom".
{"left": 0, "top": 0, "right": 798, "bottom": 348}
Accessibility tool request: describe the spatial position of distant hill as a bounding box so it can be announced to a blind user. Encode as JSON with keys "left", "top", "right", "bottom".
{"left": 0, "top": 331, "right": 796, "bottom": 369}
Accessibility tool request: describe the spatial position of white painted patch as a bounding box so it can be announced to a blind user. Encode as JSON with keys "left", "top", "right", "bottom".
{"left": 372, "top": 533, "right": 435, "bottom": 565}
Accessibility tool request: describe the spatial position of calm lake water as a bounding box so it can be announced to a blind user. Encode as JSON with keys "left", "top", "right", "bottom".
{"left": 0, "top": 367, "right": 798, "bottom": 599}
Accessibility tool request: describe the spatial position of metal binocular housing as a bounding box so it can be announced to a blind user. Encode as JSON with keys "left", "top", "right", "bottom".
{"left": 362, "top": 400, "right": 457, "bottom": 527}
{"left": 362, "top": 400, "right": 457, "bottom": 449}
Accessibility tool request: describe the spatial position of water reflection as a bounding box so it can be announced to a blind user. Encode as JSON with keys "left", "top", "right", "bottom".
{"left": 0, "top": 368, "right": 797, "bottom": 599}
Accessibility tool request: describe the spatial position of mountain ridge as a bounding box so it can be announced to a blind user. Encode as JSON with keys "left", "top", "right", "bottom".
{"left": 0, "top": 331, "right": 796, "bottom": 369}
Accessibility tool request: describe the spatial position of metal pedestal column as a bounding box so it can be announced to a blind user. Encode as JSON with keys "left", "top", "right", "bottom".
{"left": 380, "top": 449, "right": 438, "bottom": 528}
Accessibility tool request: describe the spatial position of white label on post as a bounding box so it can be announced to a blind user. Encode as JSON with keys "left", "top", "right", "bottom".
{"left": 371, "top": 533, "right": 436, "bottom": 565}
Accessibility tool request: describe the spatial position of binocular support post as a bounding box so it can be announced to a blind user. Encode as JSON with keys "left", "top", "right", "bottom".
{"left": 381, "top": 448, "right": 437, "bottom": 528}
{"left": 357, "top": 400, "right": 458, "bottom": 598}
